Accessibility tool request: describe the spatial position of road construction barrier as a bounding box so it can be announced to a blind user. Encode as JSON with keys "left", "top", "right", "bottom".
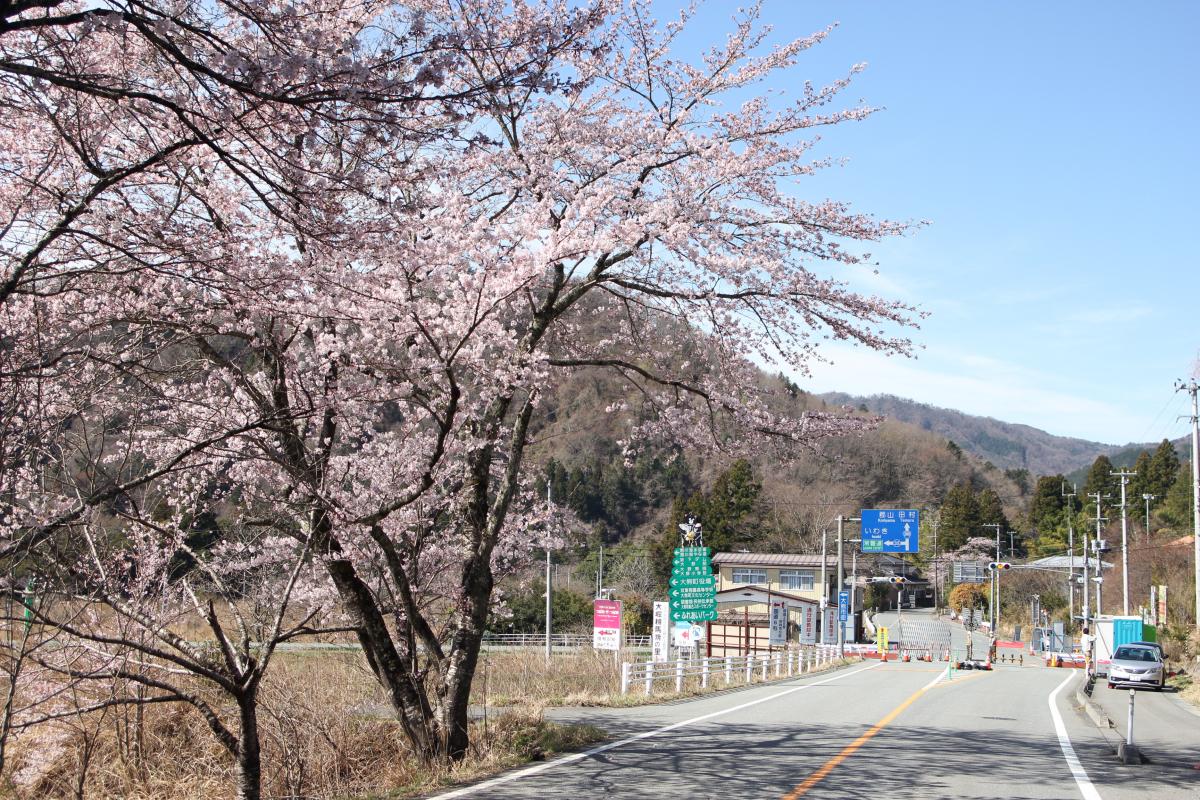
{"left": 619, "top": 645, "right": 843, "bottom": 695}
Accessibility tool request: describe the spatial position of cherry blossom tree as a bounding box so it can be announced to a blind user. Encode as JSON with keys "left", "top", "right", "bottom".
{"left": 4, "top": 0, "right": 924, "bottom": 774}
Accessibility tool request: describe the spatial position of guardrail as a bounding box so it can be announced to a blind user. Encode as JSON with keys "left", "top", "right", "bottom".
{"left": 619, "top": 644, "right": 841, "bottom": 695}
{"left": 482, "top": 633, "right": 652, "bottom": 649}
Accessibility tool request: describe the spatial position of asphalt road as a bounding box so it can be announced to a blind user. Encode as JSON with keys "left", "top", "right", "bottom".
{"left": 428, "top": 657, "right": 1198, "bottom": 799}
{"left": 1088, "top": 679, "right": 1200, "bottom": 785}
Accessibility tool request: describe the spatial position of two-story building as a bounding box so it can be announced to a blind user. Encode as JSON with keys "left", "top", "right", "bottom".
{"left": 706, "top": 552, "right": 845, "bottom": 654}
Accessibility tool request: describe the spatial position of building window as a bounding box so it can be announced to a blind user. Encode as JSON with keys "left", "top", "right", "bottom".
{"left": 731, "top": 568, "right": 767, "bottom": 585}
{"left": 780, "top": 569, "right": 815, "bottom": 591}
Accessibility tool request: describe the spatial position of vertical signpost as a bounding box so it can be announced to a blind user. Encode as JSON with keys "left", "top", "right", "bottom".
{"left": 651, "top": 600, "right": 670, "bottom": 662}
{"left": 838, "top": 589, "right": 850, "bottom": 651}
{"left": 669, "top": 519, "right": 717, "bottom": 624}
{"left": 768, "top": 601, "right": 787, "bottom": 646}
{"left": 593, "top": 599, "right": 623, "bottom": 651}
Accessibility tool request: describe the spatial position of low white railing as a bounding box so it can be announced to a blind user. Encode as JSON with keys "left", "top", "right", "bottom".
{"left": 481, "top": 633, "right": 652, "bottom": 649}
{"left": 619, "top": 644, "right": 841, "bottom": 695}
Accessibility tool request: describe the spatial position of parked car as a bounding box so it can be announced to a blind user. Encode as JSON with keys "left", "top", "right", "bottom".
{"left": 1128, "top": 640, "right": 1165, "bottom": 663}
{"left": 1107, "top": 644, "right": 1165, "bottom": 690}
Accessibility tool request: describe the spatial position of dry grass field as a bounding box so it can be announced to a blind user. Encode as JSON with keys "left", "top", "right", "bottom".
{"left": 2, "top": 636, "right": 851, "bottom": 798}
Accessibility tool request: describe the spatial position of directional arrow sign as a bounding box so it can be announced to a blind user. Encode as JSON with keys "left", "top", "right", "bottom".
{"left": 860, "top": 509, "right": 920, "bottom": 554}
{"left": 668, "top": 547, "right": 716, "bottom": 622}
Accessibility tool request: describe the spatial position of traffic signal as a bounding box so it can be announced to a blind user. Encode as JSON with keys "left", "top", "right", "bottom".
{"left": 888, "top": 576, "right": 907, "bottom": 584}
{"left": 987, "top": 562, "right": 1012, "bottom": 571}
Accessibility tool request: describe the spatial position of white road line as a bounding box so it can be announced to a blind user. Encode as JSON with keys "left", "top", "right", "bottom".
{"left": 427, "top": 662, "right": 881, "bottom": 799}
{"left": 1048, "top": 671, "right": 1103, "bottom": 800}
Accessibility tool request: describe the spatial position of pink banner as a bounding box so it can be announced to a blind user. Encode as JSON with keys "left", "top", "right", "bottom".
{"left": 593, "top": 599, "right": 622, "bottom": 629}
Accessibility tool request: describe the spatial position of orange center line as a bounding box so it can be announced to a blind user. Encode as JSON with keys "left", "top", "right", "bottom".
{"left": 781, "top": 672, "right": 986, "bottom": 799}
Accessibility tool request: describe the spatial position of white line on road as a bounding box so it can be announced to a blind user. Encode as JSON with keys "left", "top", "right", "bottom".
{"left": 427, "top": 663, "right": 881, "bottom": 799}
{"left": 1048, "top": 671, "right": 1102, "bottom": 800}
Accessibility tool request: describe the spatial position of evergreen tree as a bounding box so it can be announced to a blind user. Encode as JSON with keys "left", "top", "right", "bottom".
{"left": 976, "top": 488, "right": 1008, "bottom": 530}
{"left": 1029, "top": 475, "right": 1068, "bottom": 555}
{"left": 1147, "top": 439, "right": 1181, "bottom": 499}
{"left": 1127, "top": 451, "right": 1153, "bottom": 502}
{"left": 1082, "top": 455, "right": 1118, "bottom": 501}
{"left": 651, "top": 460, "right": 766, "bottom": 587}
{"left": 1159, "top": 460, "right": 1194, "bottom": 530}
{"left": 938, "top": 483, "right": 980, "bottom": 551}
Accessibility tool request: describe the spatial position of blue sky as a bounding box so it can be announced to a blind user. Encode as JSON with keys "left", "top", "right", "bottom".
{"left": 671, "top": 2, "right": 1200, "bottom": 444}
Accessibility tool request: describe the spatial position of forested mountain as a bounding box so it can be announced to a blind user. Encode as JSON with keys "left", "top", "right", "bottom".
{"left": 528, "top": 370, "right": 1028, "bottom": 557}
{"left": 817, "top": 392, "right": 1164, "bottom": 476}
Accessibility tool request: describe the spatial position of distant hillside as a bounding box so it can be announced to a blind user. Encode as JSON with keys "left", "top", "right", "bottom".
{"left": 1064, "top": 436, "right": 1190, "bottom": 486}
{"left": 818, "top": 392, "right": 1157, "bottom": 477}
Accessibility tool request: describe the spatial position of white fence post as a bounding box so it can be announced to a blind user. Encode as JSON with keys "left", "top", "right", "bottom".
{"left": 621, "top": 661, "right": 631, "bottom": 695}
{"left": 644, "top": 661, "right": 654, "bottom": 696}
{"left": 744, "top": 653, "right": 753, "bottom": 683}
{"left": 701, "top": 657, "right": 709, "bottom": 689}
{"left": 725, "top": 655, "right": 733, "bottom": 685}
{"left": 675, "top": 656, "right": 684, "bottom": 693}
{"left": 774, "top": 652, "right": 781, "bottom": 677}
{"left": 761, "top": 653, "right": 769, "bottom": 681}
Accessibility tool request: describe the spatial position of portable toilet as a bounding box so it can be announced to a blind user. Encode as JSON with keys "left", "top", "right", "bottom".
{"left": 1112, "top": 616, "right": 1143, "bottom": 648}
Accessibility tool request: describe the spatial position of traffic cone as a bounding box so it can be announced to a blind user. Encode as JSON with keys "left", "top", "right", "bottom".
{"left": 903, "top": 651, "right": 911, "bottom": 663}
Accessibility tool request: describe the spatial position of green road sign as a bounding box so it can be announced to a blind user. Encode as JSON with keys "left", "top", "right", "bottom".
{"left": 668, "top": 547, "right": 716, "bottom": 622}
{"left": 671, "top": 605, "right": 717, "bottom": 622}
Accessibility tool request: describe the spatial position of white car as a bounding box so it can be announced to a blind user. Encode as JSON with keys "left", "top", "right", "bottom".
{"left": 1107, "top": 644, "right": 1165, "bottom": 690}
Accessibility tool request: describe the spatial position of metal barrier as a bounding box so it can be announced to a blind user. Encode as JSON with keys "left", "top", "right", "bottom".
{"left": 619, "top": 644, "right": 841, "bottom": 695}
{"left": 482, "top": 633, "right": 652, "bottom": 649}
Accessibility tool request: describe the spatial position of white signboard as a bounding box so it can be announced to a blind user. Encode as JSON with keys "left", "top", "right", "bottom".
{"left": 769, "top": 601, "right": 788, "bottom": 646}
{"left": 652, "top": 601, "right": 670, "bottom": 661}
{"left": 801, "top": 605, "right": 817, "bottom": 645}
{"left": 823, "top": 608, "right": 837, "bottom": 642}
{"left": 673, "top": 620, "right": 696, "bottom": 648}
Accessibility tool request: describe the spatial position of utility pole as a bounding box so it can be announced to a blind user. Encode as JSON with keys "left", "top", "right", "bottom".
{"left": 836, "top": 516, "right": 845, "bottom": 657}
{"left": 1180, "top": 378, "right": 1200, "bottom": 631}
{"left": 820, "top": 528, "right": 828, "bottom": 644}
{"left": 834, "top": 515, "right": 861, "bottom": 657}
{"left": 1088, "top": 492, "right": 1108, "bottom": 622}
{"left": 1063, "top": 482, "right": 1077, "bottom": 625}
{"left": 932, "top": 517, "right": 941, "bottom": 614}
{"left": 983, "top": 523, "right": 1002, "bottom": 629}
{"left": 1142, "top": 493, "right": 1156, "bottom": 544}
{"left": 1113, "top": 468, "right": 1136, "bottom": 615}
{"left": 546, "top": 484, "right": 553, "bottom": 665}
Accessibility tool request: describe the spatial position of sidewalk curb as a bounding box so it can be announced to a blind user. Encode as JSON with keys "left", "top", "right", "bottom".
{"left": 1075, "top": 685, "right": 1115, "bottom": 730}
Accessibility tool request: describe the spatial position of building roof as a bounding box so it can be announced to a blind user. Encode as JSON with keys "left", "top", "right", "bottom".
{"left": 715, "top": 586, "right": 820, "bottom": 607}
{"left": 712, "top": 552, "right": 834, "bottom": 567}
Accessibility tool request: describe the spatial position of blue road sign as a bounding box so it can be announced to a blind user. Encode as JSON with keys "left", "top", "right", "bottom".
{"left": 860, "top": 509, "right": 920, "bottom": 553}
{"left": 838, "top": 591, "right": 850, "bottom": 622}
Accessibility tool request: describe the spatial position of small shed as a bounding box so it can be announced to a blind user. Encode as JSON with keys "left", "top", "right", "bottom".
{"left": 706, "top": 586, "right": 822, "bottom": 656}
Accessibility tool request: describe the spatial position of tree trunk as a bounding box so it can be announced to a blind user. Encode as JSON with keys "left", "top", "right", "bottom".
{"left": 324, "top": 557, "right": 442, "bottom": 761}
{"left": 437, "top": 557, "right": 493, "bottom": 761}
{"left": 235, "top": 693, "right": 262, "bottom": 800}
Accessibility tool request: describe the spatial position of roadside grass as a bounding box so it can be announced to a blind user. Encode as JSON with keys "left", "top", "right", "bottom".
{"left": 475, "top": 649, "right": 860, "bottom": 709}
{"left": 1167, "top": 672, "right": 1198, "bottom": 707}
{"left": 3, "top": 652, "right": 605, "bottom": 800}
{"left": 4, "top": 646, "right": 854, "bottom": 797}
